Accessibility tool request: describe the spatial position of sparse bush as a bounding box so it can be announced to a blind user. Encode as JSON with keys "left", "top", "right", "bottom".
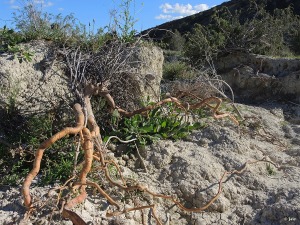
{"left": 290, "top": 26, "right": 300, "bottom": 55}
{"left": 13, "top": 0, "right": 76, "bottom": 42}
{"left": 163, "top": 61, "right": 196, "bottom": 80}
{"left": 169, "top": 29, "right": 186, "bottom": 52}
{"left": 11, "top": 0, "right": 112, "bottom": 50}
{"left": 108, "top": 0, "right": 138, "bottom": 43}
{"left": 0, "top": 110, "right": 79, "bottom": 185}
{"left": 10, "top": 0, "right": 141, "bottom": 51}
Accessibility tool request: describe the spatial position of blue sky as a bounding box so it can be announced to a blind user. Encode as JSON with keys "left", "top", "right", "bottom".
{"left": 0, "top": 0, "right": 227, "bottom": 32}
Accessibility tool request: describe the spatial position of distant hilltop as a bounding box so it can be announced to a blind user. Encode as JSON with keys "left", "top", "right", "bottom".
{"left": 142, "top": 0, "right": 300, "bottom": 40}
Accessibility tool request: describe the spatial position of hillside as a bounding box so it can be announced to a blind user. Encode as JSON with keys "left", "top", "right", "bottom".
{"left": 142, "top": 0, "right": 300, "bottom": 40}
{"left": 1, "top": 2, "right": 300, "bottom": 224}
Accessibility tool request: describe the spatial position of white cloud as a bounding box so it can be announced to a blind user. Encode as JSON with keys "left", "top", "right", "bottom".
{"left": 161, "top": 3, "right": 172, "bottom": 13}
{"left": 156, "top": 2, "right": 209, "bottom": 21}
{"left": 194, "top": 4, "right": 209, "bottom": 12}
{"left": 33, "top": 0, "right": 54, "bottom": 7}
{"left": 11, "top": 5, "right": 20, "bottom": 9}
{"left": 155, "top": 14, "right": 183, "bottom": 20}
{"left": 45, "top": 1, "right": 53, "bottom": 7}
{"left": 8, "top": 0, "right": 53, "bottom": 9}
{"left": 8, "top": 0, "right": 19, "bottom": 9}
{"left": 58, "top": 7, "right": 64, "bottom": 11}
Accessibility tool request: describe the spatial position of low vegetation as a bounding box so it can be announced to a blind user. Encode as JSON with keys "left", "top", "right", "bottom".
{"left": 107, "top": 102, "right": 206, "bottom": 147}
{"left": 0, "top": 26, "right": 33, "bottom": 62}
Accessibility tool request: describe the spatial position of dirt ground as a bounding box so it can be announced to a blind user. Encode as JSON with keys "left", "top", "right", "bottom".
{"left": 1, "top": 102, "right": 300, "bottom": 225}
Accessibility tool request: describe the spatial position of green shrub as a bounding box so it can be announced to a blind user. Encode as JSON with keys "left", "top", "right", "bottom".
{"left": 0, "top": 111, "right": 80, "bottom": 186}
{"left": 0, "top": 26, "right": 24, "bottom": 51}
{"left": 106, "top": 102, "right": 205, "bottom": 148}
{"left": 184, "top": 23, "right": 224, "bottom": 66}
{"left": 184, "top": 4, "right": 300, "bottom": 66}
{"left": 163, "top": 61, "right": 196, "bottom": 80}
{"left": 169, "top": 30, "right": 186, "bottom": 52}
{"left": 0, "top": 26, "right": 33, "bottom": 62}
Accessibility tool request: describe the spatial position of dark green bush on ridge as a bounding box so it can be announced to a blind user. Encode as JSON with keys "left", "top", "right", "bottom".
{"left": 184, "top": 4, "right": 300, "bottom": 66}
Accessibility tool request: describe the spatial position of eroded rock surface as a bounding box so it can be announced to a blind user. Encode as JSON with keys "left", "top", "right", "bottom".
{"left": 215, "top": 52, "right": 300, "bottom": 102}
{"left": 0, "top": 40, "right": 71, "bottom": 115}
{"left": 1, "top": 103, "right": 299, "bottom": 225}
{"left": 130, "top": 45, "right": 164, "bottom": 102}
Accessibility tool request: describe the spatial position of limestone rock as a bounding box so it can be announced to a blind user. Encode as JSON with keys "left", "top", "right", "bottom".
{"left": 0, "top": 41, "right": 164, "bottom": 115}
{"left": 129, "top": 45, "right": 164, "bottom": 102}
{"left": 215, "top": 52, "right": 300, "bottom": 102}
{"left": 0, "top": 40, "right": 72, "bottom": 115}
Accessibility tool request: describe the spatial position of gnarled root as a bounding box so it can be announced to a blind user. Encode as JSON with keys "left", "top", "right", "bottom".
{"left": 189, "top": 96, "right": 239, "bottom": 125}
{"left": 61, "top": 128, "right": 95, "bottom": 224}
{"left": 116, "top": 95, "right": 239, "bottom": 125}
{"left": 22, "top": 104, "right": 84, "bottom": 209}
{"left": 62, "top": 208, "right": 87, "bottom": 225}
{"left": 93, "top": 153, "right": 279, "bottom": 219}
{"left": 117, "top": 97, "right": 185, "bottom": 117}
{"left": 21, "top": 91, "right": 241, "bottom": 224}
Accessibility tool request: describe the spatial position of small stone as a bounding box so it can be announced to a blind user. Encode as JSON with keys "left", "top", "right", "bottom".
{"left": 107, "top": 143, "right": 116, "bottom": 152}
{"left": 118, "top": 159, "right": 126, "bottom": 166}
{"left": 129, "top": 153, "right": 136, "bottom": 160}
{"left": 198, "top": 138, "right": 209, "bottom": 147}
{"left": 122, "top": 154, "right": 130, "bottom": 161}
{"left": 101, "top": 220, "right": 109, "bottom": 225}
{"left": 106, "top": 152, "right": 115, "bottom": 159}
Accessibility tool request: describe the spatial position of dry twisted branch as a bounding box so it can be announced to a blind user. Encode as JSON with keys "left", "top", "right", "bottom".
{"left": 22, "top": 104, "right": 84, "bottom": 209}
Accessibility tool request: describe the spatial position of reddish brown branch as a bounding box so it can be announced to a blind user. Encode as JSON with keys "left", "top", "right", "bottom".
{"left": 62, "top": 207, "right": 87, "bottom": 225}
{"left": 66, "top": 127, "right": 94, "bottom": 209}
{"left": 79, "top": 128, "right": 94, "bottom": 186}
{"left": 106, "top": 204, "right": 155, "bottom": 217}
{"left": 64, "top": 188, "right": 88, "bottom": 210}
{"left": 117, "top": 97, "right": 185, "bottom": 117}
{"left": 86, "top": 180, "right": 120, "bottom": 208}
{"left": 84, "top": 83, "right": 116, "bottom": 110}
{"left": 61, "top": 127, "right": 95, "bottom": 224}
{"left": 22, "top": 104, "right": 84, "bottom": 209}
{"left": 116, "top": 95, "right": 239, "bottom": 125}
{"left": 104, "top": 160, "right": 127, "bottom": 186}
{"left": 189, "top": 96, "right": 239, "bottom": 125}
{"left": 100, "top": 157, "right": 278, "bottom": 215}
